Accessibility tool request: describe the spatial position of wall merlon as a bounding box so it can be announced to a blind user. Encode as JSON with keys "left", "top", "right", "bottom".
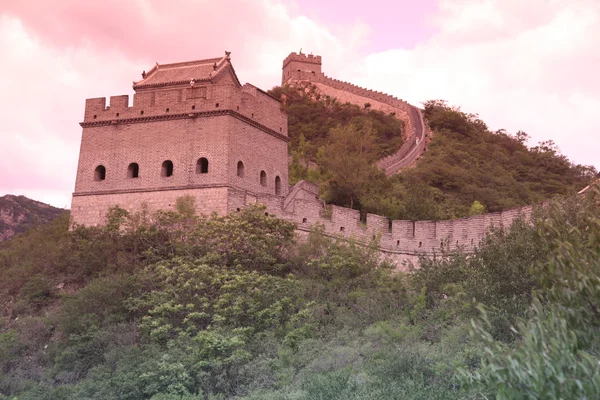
{"left": 436, "top": 220, "right": 454, "bottom": 240}
{"left": 366, "top": 213, "right": 389, "bottom": 235}
{"left": 415, "top": 221, "right": 437, "bottom": 239}
{"left": 84, "top": 97, "right": 107, "bottom": 119}
{"left": 331, "top": 205, "right": 360, "bottom": 226}
{"left": 80, "top": 85, "right": 286, "bottom": 137}
{"left": 109, "top": 95, "right": 130, "bottom": 110}
{"left": 392, "top": 220, "right": 415, "bottom": 237}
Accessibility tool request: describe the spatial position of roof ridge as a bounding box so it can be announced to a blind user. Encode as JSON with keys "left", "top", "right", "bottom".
{"left": 133, "top": 52, "right": 234, "bottom": 89}
{"left": 158, "top": 57, "right": 223, "bottom": 69}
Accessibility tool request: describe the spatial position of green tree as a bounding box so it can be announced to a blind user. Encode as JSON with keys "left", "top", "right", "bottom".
{"left": 468, "top": 200, "right": 486, "bottom": 216}
{"left": 318, "top": 120, "right": 384, "bottom": 209}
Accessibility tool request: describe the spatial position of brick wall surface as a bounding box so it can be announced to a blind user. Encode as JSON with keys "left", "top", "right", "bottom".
{"left": 278, "top": 181, "right": 535, "bottom": 269}
{"left": 71, "top": 187, "right": 230, "bottom": 226}
{"left": 72, "top": 62, "right": 289, "bottom": 227}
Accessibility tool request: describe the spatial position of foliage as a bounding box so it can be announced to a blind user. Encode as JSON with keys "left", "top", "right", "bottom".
{"left": 463, "top": 188, "right": 600, "bottom": 398}
{"left": 466, "top": 302, "right": 600, "bottom": 399}
{"left": 269, "top": 84, "right": 404, "bottom": 165}
{"left": 269, "top": 89, "right": 596, "bottom": 219}
{"left": 399, "top": 100, "right": 596, "bottom": 217}
{"left": 0, "top": 194, "right": 599, "bottom": 399}
{"left": 317, "top": 120, "right": 385, "bottom": 209}
{"left": 468, "top": 201, "right": 485, "bottom": 216}
{"left": 413, "top": 215, "right": 547, "bottom": 341}
{"left": 129, "top": 258, "right": 307, "bottom": 343}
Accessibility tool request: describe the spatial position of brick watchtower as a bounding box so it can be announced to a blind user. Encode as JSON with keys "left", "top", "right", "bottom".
{"left": 282, "top": 52, "right": 322, "bottom": 84}
{"left": 71, "top": 52, "right": 289, "bottom": 226}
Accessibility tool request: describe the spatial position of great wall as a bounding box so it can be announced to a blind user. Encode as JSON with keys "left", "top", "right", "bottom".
{"left": 281, "top": 52, "right": 431, "bottom": 175}
{"left": 70, "top": 51, "right": 535, "bottom": 269}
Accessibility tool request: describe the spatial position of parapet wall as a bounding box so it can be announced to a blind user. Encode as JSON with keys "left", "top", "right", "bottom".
{"left": 82, "top": 83, "right": 287, "bottom": 138}
{"left": 282, "top": 53, "right": 322, "bottom": 69}
{"left": 277, "top": 181, "right": 533, "bottom": 269}
{"left": 282, "top": 53, "right": 430, "bottom": 175}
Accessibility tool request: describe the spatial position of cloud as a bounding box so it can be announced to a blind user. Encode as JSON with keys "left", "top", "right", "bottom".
{"left": 1, "top": 0, "right": 366, "bottom": 88}
{"left": 1, "top": 0, "right": 597, "bottom": 208}
{"left": 0, "top": 15, "right": 143, "bottom": 207}
{"left": 350, "top": 0, "right": 600, "bottom": 168}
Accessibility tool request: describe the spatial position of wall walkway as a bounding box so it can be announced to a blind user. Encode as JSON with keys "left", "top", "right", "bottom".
{"left": 284, "top": 70, "right": 431, "bottom": 175}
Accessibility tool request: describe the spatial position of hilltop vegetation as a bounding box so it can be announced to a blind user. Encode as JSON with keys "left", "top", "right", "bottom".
{"left": 1, "top": 191, "right": 600, "bottom": 399}
{"left": 404, "top": 100, "right": 596, "bottom": 216}
{"left": 268, "top": 84, "right": 404, "bottom": 183}
{"left": 0, "top": 195, "right": 67, "bottom": 242}
{"left": 272, "top": 86, "right": 596, "bottom": 219}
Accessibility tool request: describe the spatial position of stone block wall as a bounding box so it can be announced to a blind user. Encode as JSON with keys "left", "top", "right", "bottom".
{"left": 72, "top": 61, "right": 290, "bottom": 228}
{"left": 71, "top": 187, "right": 230, "bottom": 226}
{"left": 278, "top": 181, "right": 535, "bottom": 270}
{"left": 74, "top": 116, "right": 231, "bottom": 196}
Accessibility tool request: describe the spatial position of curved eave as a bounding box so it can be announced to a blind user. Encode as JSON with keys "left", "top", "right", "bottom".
{"left": 133, "top": 77, "right": 212, "bottom": 90}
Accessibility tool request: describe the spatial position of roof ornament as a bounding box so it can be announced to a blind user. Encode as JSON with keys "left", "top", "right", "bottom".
{"left": 225, "top": 51, "right": 231, "bottom": 57}
{"left": 141, "top": 70, "right": 146, "bottom": 79}
{"left": 213, "top": 63, "right": 217, "bottom": 70}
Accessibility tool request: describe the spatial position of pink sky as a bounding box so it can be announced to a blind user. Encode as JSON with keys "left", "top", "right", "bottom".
{"left": 0, "top": 0, "right": 598, "bottom": 208}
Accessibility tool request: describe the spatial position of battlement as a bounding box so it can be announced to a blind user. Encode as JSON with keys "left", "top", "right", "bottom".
{"left": 282, "top": 52, "right": 323, "bottom": 83}
{"left": 282, "top": 52, "right": 322, "bottom": 68}
{"left": 278, "top": 180, "right": 535, "bottom": 266}
{"left": 81, "top": 84, "right": 287, "bottom": 139}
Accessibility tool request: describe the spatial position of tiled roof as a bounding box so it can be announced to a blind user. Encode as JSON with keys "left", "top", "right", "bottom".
{"left": 133, "top": 53, "right": 236, "bottom": 89}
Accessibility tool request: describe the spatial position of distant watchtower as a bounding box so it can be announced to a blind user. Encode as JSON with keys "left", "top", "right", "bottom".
{"left": 71, "top": 52, "right": 289, "bottom": 226}
{"left": 282, "top": 52, "right": 322, "bottom": 84}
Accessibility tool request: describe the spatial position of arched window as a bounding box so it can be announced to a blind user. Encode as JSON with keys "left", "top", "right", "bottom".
{"left": 94, "top": 165, "right": 106, "bottom": 181}
{"left": 127, "top": 163, "right": 139, "bottom": 178}
{"left": 196, "top": 158, "right": 208, "bottom": 174}
{"left": 161, "top": 160, "right": 173, "bottom": 177}
{"left": 275, "top": 176, "right": 281, "bottom": 195}
{"left": 237, "top": 161, "right": 245, "bottom": 178}
{"left": 260, "top": 171, "right": 267, "bottom": 187}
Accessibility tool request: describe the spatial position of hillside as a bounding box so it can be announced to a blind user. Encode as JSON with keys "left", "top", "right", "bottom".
{"left": 0, "top": 195, "right": 67, "bottom": 242}
{"left": 0, "top": 193, "right": 599, "bottom": 398}
{"left": 269, "top": 84, "right": 405, "bottom": 179}
{"left": 394, "top": 100, "right": 597, "bottom": 217}
{"left": 273, "top": 88, "right": 596, "bottom": 219}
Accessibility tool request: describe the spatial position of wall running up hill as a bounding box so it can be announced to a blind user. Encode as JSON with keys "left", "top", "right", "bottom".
{"left": 282, "top": 53, "right": 431, "bottom": 175}
{"left": 257, "top": 180, "right": 534, "bottom": 270}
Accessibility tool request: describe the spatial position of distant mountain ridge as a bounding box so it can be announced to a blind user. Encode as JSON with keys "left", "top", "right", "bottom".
{"left": 0, "top": 195, "right": 67, "bottom": 242}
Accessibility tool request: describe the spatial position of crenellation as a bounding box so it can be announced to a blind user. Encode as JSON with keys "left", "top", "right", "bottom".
{"left": 330, "top": 205, "right": 361, "bottom": 232}
{"left": 84, "top": 97, "right": 106, "bottom": 120}
{"left": 81, "top": 85, "right": 286, "bottom": 138}
{"left": 435, "top": 220, "right": 454, "bottom": 244}
{"left": 366, "top": 213, "right": 389, "bottom": 235}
